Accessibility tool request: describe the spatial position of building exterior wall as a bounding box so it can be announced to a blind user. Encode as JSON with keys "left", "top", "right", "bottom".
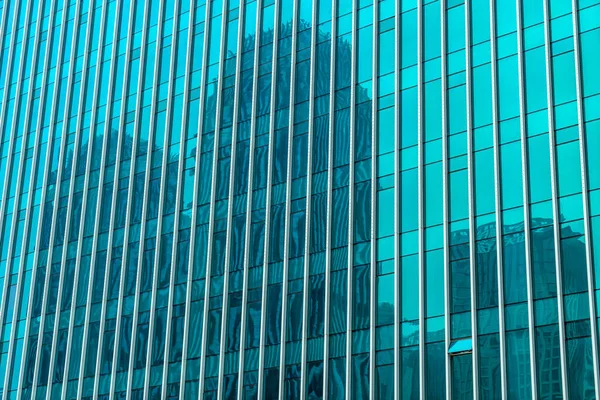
{"left": 0, "top": 0, "right": 600, "bottom": 398}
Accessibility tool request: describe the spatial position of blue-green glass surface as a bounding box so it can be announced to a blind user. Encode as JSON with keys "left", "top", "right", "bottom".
{"left": 0, "top": 0, "right": 600, "bottom": 398}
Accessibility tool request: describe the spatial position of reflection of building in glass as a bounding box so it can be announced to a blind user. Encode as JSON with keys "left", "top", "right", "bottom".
{"left": 1, "top": 0, "right": 600, "bottom": 399}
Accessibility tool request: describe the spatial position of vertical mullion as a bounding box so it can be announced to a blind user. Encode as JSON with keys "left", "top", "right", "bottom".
{"left": 514, "top": 0, "right": 538, "bottom": 397}
{"left": 256, "top": 0, "right": 281, "bottom": 397}
{"left": 197, "top": 0, "right": 229, "bottom": 396}
{"left": 464, "top": 0, "right": 479, "bottom": 397}
{"left": 13, "top": 0, "right": 74, "bottom": 395}
{"left": 321, "top": 0, "right": 337, "bottom": 397}
{"left": 142, "top": 0, "right": 180, "bottom": 396}
{"left": 236, "top": 0, "right": 263, "bottom": 397}
{"left": 488, "top": 0, "right": 507, "bottom": 397}
{"left": 277, "top": 0, "right": 299, "bottom": 396}
{"left": 441, "top": 0, "right": 451, "bottom": 398}
{"left": 216, "top": 0, "right": 246, "bottom": 396}
{"left": 345, "top": 0, "right": 357, "bottom": 397}
{"left": 417, "top": 0, "right": 426, "bottom": 396}
{"left": 541, "top": 0, "right": 569, "bottom": 396}
{"left": 160, "top": 1, "right": 197, "bottom": 398}
{"left": 369, "top": 0, "right": 378, "bottom": 398}
{"left": 1, "top": 0, "right": 60, "bottom": 395}
{"left": 299, "top": 0, "right": 318, "bottom": 398}
{"left": 178, "top": 1, "right": 211, "bottom": 396}
{"left": 571, "top": 0, "right": 600, "bottom": 396}
{"left": 394, "top": 0, "right": 402, "bottom": 396}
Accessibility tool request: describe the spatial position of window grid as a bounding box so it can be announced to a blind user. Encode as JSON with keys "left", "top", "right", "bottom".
{"left": 10, "top": 0, "right": 74, "bottom": 396}
{"left": 28, "top": 1, "right": 94, "bottom": 398}
{"left": 0, "top": 0, "right": 48, "bottom": 397}
{"left": 1, "top": 0, "right": 600, "bottom": 399}
{"left": 0, "top": 0, "right": 32, "bottom": 341}
{"left": 95, "top": 0, "right": 148, "bottom": 397}
{"left": 54, "top": 1, "right": 121, "bottom": 399}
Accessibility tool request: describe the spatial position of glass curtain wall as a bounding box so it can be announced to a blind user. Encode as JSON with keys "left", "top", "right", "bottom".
{"left": 0, "top": 0, "right": 599, "bottom": 398}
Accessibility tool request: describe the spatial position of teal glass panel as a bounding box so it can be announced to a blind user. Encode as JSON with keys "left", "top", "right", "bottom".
{"left": 1, "top": 0, "right": 599, "bottom": 397}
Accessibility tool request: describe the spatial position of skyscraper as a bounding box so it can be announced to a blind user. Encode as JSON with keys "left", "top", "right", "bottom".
{"left": 0, "top": 0, "right": 600, "bottom": 398}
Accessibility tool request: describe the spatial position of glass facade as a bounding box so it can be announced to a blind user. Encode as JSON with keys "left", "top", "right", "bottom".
{"left": 0, "top": 0, "right": 600, "bottom": 398}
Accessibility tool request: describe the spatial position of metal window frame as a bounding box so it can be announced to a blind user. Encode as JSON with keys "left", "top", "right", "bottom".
{"left": 69, "top": 1, "right": 133, "bottom": 398}
{"left": 571, "top": 0, "right": 600, "bottom": 396}
{"left": 541, "top": 0, "right": 570, "bottom": 396}
{"left": 105, "top": 0, "right": 153, "bottom": 398}
{"left": 0, "top": 0, "right": 58, "bottom": 397}
{"left": 177, "top": 1, "right": 212, "bottom": 397}
{"left": 12, "top": 0, "right": 78, "bottom": 396}
{"left": 215, "top": 0, "right": 248, "bottom": 397}
{"left": 0, "top": 0, "right": 40, "bottom": 328}
{"left": 1, "top": 0, "right": 59, "bottom": 395}
{"left": 345, "top": 0, "right": 358, "bottom": 397}
{"left": 159, "top": 1, "right": 199, "bottom": 398}
{"left": 488, "top": 0, "right": 508, "bottom": 397}
{"left": 255, "top": 0, "right": 282, "bottom": 397}
{"left": 0, "top": 0, "right": 16, "bottom": 80}
{"left": 45, "top": 0, "right": 116, "bottom": 397}
{"left": 3, "top": 0, "right": 597, "bottom": 398}
{"left": 394, "top": 0, "right": 403, "bottom": 397}
{"left": 124, "top": 0, "right": 171, "bottom": 396}
{"left": 141, "top": 0, "right": 181, "bottom": 395}
{"left": 26, "top": 0, "right": 96, "bottom": 397}
{"left": 52, "top": 2, "right": 116, "bottom": 391}
{"left": 235, "top": 0, "right": 263, "bottom": 397}
{"left": 464, "top": 0, "right": 480, "bottom": 397}
{"left": 78, "top": 0, "right": 144, "bottom": 398}
{"left": 0, "top": 0, "right": 33, "bottom": 334}
{"left": 369, "top": 0, "right": 379, "bottom": 398}
{"left": 514, "top": 0, "right": 539, "bottom": 396}
{"left": 0, "top": 0, "right": 27, "bottom": 215}
{"left": 197, "top": 0, "right": 230, "bottom": 396}
{"left": 277, "top": 0, "right": 300, "bottom": 396}
{"left": 80, "top": 1, "right": 137, "bottom": 398}
{"left": 299, "top": 0, "right": 318, "bottom": 398}
{"left": 321, "top": 0, "right": 337, "bottom": 397}
{"left": 417, "top": 0, "right": 426, "bottom": 396}
{"left": 441, "top": 0, "right": 452, "bottom": 398}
